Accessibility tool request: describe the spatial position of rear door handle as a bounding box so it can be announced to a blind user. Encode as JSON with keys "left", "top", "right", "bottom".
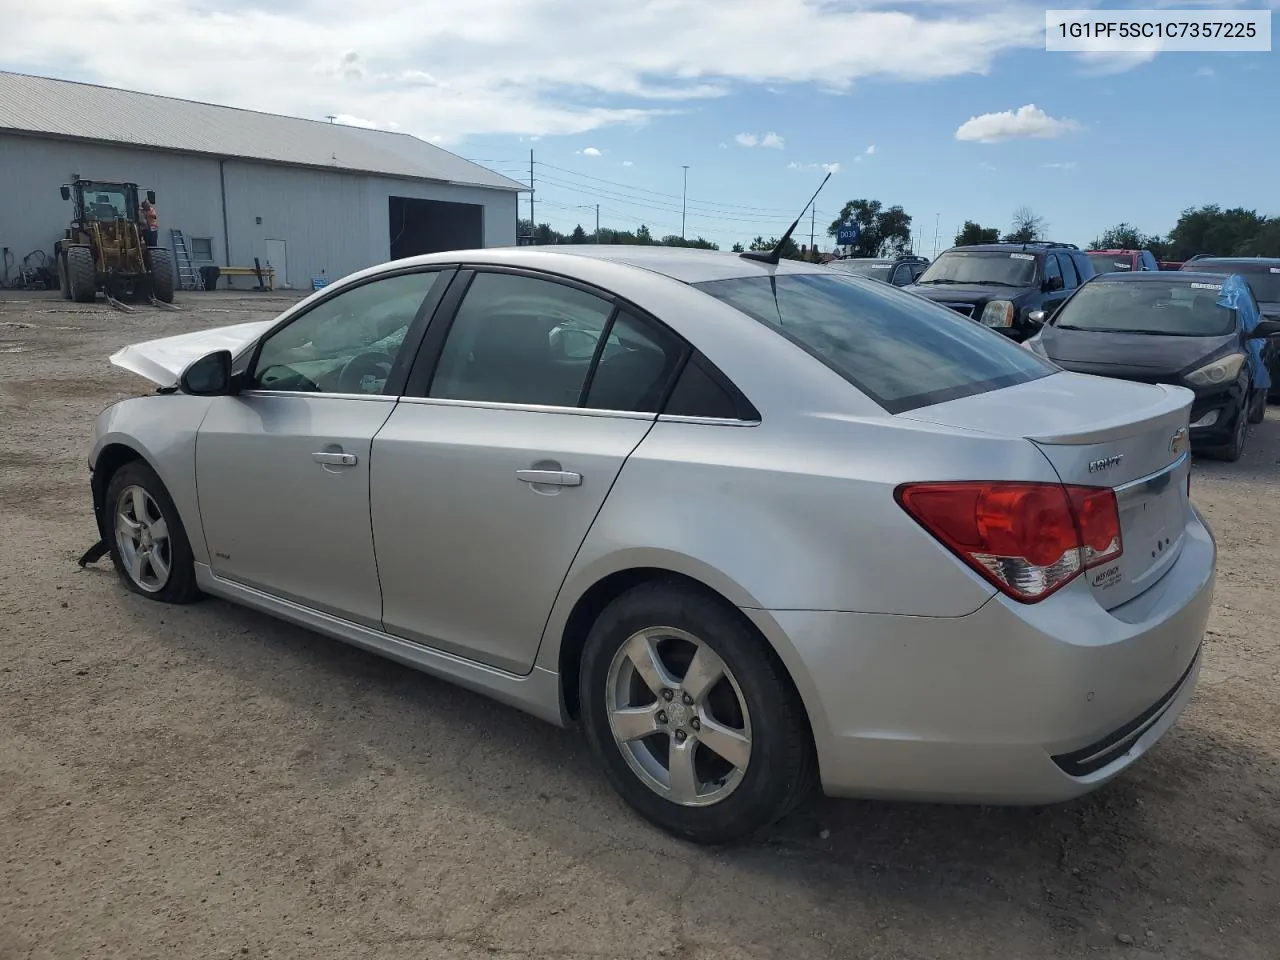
{"left": 516, "top": 469, "right": 581, "bottom": 487}
{"left": 312, "top": 451, "right": 358, "bottom": 466}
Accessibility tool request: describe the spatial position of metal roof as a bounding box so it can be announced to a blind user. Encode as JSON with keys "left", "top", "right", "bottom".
{"left": 0, "top": 71, "right": 526, "bottom": 192}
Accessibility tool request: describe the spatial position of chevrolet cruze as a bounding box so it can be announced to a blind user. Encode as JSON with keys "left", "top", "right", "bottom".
{"left": 85, "top": 245, "right": 1215, "bottom": 844}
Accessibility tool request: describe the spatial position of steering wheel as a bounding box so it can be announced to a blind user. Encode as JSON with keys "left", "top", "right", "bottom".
{"left": 337, "top": 351, "right": 395, "bottom": 393}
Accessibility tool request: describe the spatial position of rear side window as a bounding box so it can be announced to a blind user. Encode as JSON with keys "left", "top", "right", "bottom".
{"left": 663, "top": 354, "right": 755, "bottom": 420}
{"left": 693, "top": 273, "right": 1055, "bottom": 414}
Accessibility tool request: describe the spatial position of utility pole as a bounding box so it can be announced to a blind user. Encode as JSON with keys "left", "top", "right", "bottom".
{"left": 529, "top": 149, "right": 536, "bottom": 245}
{"left": 810, "top": 206, "right": 816, "bottom": 260}
{"left": 681, "top": 165, "right": 689, "bottom": 239}
{"left": 932, "top": 212, "right": 940, "bottom": 259}
{"left": 595, "top": 203, "right": 600, "bottom": 243}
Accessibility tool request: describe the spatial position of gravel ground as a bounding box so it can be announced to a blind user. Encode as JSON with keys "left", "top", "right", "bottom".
{"left": 1, "top": 290, "right": 1277, "bottom": 960}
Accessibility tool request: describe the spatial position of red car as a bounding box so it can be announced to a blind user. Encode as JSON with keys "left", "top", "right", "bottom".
{"left": 1085, "top": 248, "right": 1161, "bottom": 274}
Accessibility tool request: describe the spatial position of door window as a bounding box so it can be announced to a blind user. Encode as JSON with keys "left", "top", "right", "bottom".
{"left": 1057, "top": 253, "right": 1079, "bottom": 289}
{"left": 252, "top": 271, "right": 444, "bottom": 395}
{"left": 428, "top": 272, "right": 616, "bottom": 407}
{"left": 1042, "top": 254, "right": 1064, "bottom": 291}
{"left": 582, "top": 311, "right": 685, "bottom": 413}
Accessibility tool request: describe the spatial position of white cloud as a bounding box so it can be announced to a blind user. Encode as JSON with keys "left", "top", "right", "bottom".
{"left": 979, "top": 162, "right": 997, "bottom": 171}
{"left": 0, "top": 0, "right": 1053, "bottom": 142}
{"left": 954, "top": 104, "right": 1081, "bottom": 143}
{"left": 578, "top": 146, "right": 602, "bottom": 156}
{"left": 789, "top": 160, "right": 840, "bottom": 173}
{"left": 621, "top": 160, "right": 633, "bottom": 167}
{"left": 737, "top": 131, "right": 785, "bottom": 149}
{"left": 865, "top": 144, "right": 876, "bottom": 155}
{"left": 1042, "top": 161, "right": 1078, "bottom": 169}
{"left": 1194, "top": 66, "right": 1215, "bottom": 77}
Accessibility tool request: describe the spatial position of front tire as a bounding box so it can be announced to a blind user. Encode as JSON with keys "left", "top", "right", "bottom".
{"left": 148, "top": 247, "right": 176, "bottom": 303}
{"left": 65, "top": 245, "right": 97, "bottom": 303}
{"left": 1248, "top": 387, "right": 1267, "bottom": 424}
{"left": 104, "top": 461, "right": 201, "bottom": 604}
{"left": 579, "top": 581, "right": 815, "bottom": 845}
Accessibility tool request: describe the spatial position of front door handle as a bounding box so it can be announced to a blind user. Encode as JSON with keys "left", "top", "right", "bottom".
{"left": 516, "top": 469, "right": 581, "bottom": 487}
{"left": 312, "top": 451, "right": 358, "bottom": 466}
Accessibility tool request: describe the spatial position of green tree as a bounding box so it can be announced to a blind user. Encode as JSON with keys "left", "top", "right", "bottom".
{"left": 731, "top": 242, "right": 745, "bottom": 253}
{"left": 954, "top": 221, "right": 1000, "bottom": 246}
{"left": 1003, "top": 206, "right": 1047, "bottom": 243}
{"left": 826, "top": 199, "right": 913, "bottom": 257}
{"left": 569, "top": 224, "right": 589, "bottom": 244}
{"left": 1165, "top": 205, "right": 1270, "bottom": 260}
{"left": 635, "top": 224, "right": 654, "bottom": 245}
{"left": 1087, "top": 222, "right": 1168, "bottom": 258}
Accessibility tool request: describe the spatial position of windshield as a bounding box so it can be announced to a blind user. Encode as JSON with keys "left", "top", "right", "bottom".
{"left": 693, "top": 273, "right": 1054, "bottom": 414}
{"left": 1187, "top": 262, "right": 1280, "bottom": 302}
{"left": 1086, "top": 252, "right": 1135, "bottom": 274}
{"left": 81, "top": 182, "right": 131, "bottom": 220}
{"left": 916, "top": 250, "right": 1038, "bottom": 287}
{"left": 827, "top": 260, "right": 892, "bottom": 278}
{"left": 1052, "top": 279, "right": 1236, "bottom": 337}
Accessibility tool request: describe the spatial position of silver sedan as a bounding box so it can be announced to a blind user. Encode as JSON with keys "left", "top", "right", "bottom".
{"left": 88, "top": 245, "right": 1215, "bottom": 844}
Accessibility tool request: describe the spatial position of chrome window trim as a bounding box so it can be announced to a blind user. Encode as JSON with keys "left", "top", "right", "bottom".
{"left": 238, "top": 389, "right": 398, "bottom": 403}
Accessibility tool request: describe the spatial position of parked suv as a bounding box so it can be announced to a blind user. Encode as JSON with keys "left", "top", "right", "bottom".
{"left": 904, "top": 242, "right": 1097, "bottom": 342}
{"left": 825, "top": 254, "right": 930, "bottom": 286}
{"left": 1085, "top": 248, "right": 1160, "bottom": 274}
{"left": 1180, "top": 256, "right": 1280, "bottom": 400}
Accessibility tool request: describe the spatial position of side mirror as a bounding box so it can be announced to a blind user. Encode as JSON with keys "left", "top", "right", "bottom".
{"left": 1247, "top": 319, "right": 1280, "bottom": 340}
{"left": 1043, "top": 276, "right": 1065, "bottom": 293}
{"left": 1028, "top": 309, "right": 1048, "bottom": 325}
{"left": 60, "top": 185, "right": 71, "bottom": 201}
{"left": 146, "top": 190, "right": 156, "bottom": 204}
{"left": 179, "top": 350, "right": 234, "bottom": 395}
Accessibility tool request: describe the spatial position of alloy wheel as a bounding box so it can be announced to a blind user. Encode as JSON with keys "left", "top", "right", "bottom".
{"left": 604, "top": 627, "right": 753, "bottom": 807}
{"left": 114, "top": 484, "right": 172, "bottom": 593}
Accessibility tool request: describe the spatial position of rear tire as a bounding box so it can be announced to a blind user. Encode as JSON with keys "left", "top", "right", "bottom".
{"left": 103, "top": 461, "right": 201, "bottom": 604}
{"left": 148, "top": 247, "right": 176, "bottom": 303}
{"left": 65, "top": 245, "right": 97, "bottom": 303}
{"left": 579, "top": 580, "right": 815, "bottom": 845}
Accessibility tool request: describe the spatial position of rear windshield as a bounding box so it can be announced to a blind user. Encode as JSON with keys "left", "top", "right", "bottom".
{"left": 827, "top": 260, "right": 892, "bottom": 278}
{"left": 693, "top": 273, "right": 1055, "bottom": 414}
{"left": 1053, "top": 279, "right": 1237, "bottom": 336}
{"left": 1186, "top": 262, "right": 1280, "bottom": 301}
{"left": 915, "top": 250, "right": 1039, "bottom": 287}
{"left": 1087, "top": 252, "right": 1134, "bottom": 273}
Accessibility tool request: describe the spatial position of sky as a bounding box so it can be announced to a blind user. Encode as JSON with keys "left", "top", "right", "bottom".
{"left": 3, "top": 0, "right": 1278, "bottom": 254}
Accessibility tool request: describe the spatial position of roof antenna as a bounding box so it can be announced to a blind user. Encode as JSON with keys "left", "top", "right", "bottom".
{"left": 740, "top": 171, "right": 832, "bottom": 265}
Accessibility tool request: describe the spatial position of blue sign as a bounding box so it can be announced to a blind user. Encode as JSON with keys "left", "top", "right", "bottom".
{"left": 836, "top": 222, "right": 860, "bottom": 245}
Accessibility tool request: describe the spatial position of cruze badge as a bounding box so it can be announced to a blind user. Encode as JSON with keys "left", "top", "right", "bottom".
{"left": 1088, "top": 454, "right": 1124, "bottom": 473}
{"left": 1169, "top": 427, "right": 1189, "bottom": 456}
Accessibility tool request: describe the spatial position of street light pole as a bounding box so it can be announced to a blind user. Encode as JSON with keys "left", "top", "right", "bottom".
{"left": 933, "top": 212, "right": 940, "bottom": 259}
{"left": 681, "top": 165, "right": 689, "bottom": 239}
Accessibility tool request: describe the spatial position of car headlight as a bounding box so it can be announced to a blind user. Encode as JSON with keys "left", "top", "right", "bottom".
{"left": 1185, "top": 353, "right": 1246, "bottom": 387}
{"left": 980, "top": 300, "right": 1014, "bottom": 328}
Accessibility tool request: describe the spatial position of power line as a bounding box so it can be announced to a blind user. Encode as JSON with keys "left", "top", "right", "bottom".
{"left": 533, "top": 174, "right": 808, "bottom": 228}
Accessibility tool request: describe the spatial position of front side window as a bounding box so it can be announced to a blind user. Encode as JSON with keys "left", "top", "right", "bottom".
{"left": 1052, "top": 279, "right": 1237, "bottom": 336}
{"left": 1057, "top": 254, "right": 1079, "bottom": 289}
{"left": 693, "top": 273, "right": 1054, "bottom": 414}
{"left": 1043, "top": 254, "right": 1063, "bottom": 289}
{"left": 429, "top": 272, "right": 615, "bottom": 407}
{"left": 915, "top": 251, "right": 1039, "bottom": 287}
{"left": 251, "top": 270, "right": 443, "bottom": 395}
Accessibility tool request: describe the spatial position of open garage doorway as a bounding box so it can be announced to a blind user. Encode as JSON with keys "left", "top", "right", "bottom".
{"left": 388, "top": 197, "right": 484, "bottom": 259}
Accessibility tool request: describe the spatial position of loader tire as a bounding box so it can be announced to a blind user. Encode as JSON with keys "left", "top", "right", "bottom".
{"left": 148, "top": 247, "right": 176, "bottom": 303}
{"left": 66, "top": 246, "right": 97, "bottom": 303}
{"left": 57, "top": 251, "right": 71, "bottom": 300}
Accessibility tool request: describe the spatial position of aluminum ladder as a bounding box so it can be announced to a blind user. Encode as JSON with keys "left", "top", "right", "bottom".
{"left": 169, "top": 229, "right": 202, "bottom": 291}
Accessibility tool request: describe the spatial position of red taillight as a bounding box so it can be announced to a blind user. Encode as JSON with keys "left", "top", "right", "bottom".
{"left": 896, "top": 481, "right": 1123, "bottom": 603}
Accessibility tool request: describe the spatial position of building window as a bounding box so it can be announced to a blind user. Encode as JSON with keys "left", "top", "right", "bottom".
{"left": 190, "top": 237, "right": 214, "bottom": 262}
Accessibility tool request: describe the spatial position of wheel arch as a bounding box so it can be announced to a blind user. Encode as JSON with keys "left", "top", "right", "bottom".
{"left": 91, "top": 441, "right": 148, "bottom": 538}
{"left": 549, "top": 563, "right": 822, "bottom": 760}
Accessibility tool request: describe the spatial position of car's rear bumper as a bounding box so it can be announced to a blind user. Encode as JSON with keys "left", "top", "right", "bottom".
{"left": 747, "top": 505, "right": 1215, "bottom": 804}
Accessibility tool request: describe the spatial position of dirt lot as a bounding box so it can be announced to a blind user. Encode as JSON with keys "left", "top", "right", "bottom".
{"left": 1, "top": 289, "right": 1277, "bottom": 960}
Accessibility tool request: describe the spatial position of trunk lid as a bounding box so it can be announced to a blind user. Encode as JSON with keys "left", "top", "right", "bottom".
{"left": 901, "top": 372, "right": 1193, "bottom": 610}
{"left": 109, "top": 320, "right": 273, "bottom": 386}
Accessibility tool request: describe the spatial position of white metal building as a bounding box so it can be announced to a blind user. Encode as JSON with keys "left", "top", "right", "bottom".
{"left": 0, "top": 71, "right": 526, "bottom": 290}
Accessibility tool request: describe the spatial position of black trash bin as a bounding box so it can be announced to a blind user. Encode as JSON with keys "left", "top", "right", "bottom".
{"left": 199, "top": 265, "right": 221, "bottom": 291}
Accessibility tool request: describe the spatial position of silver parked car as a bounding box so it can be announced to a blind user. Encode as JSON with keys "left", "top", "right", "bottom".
{"left": 88, "top": 246, "right": 1215, "bottom": 844}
